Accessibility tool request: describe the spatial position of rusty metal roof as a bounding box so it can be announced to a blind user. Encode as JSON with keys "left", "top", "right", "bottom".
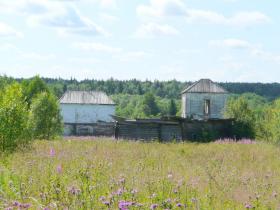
{"left": 181, "top": 79, "right": 228, "bottom": 94}
{"left": 59, "top": 91, "right": 115, "bottom": 105}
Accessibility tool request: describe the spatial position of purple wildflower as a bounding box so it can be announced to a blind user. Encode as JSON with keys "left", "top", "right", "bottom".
{"left": 103, "top": 201, "right": 110, "bottom": 206}
{"left": 68, "top": 186, "right": 81, "bottom": 195}
{"left": 49, "top": 148, "right": 55, "bottom": 157}
{"left": 56, "top": 164, "right": 62, "bottom": 174}
{"left": 245, "top": 203, "right": 253, "bottom": 209}
{"left": 12, "top": 201, "right": 19, "bottom": 207}
{"left": 118, "top": 200, "right": 134, "bottom": 209}
{"left": 176, "top": 203, "right": 184, "bottom": 208}
{"left": 150, "top": 204, "right": 158, "bottom": 209}
{"left": 116, "top": 188, "right": 123, "bottom": 196}
{"left": 119, "top": 177, "right": 125, "bottom": 184}
{"left": 99, "top": 196, "right": 106, "bottom": 201}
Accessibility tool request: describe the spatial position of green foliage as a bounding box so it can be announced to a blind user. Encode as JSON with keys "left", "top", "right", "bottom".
{"left": 168, "top": 99, "right": 177, "bottom": 116}
{"left": 261, "top": 99, "right": 280, "bottom": 143}
{"left": 112, "top": 94, "right": 181, "bottom": 118}
{"left": 142, "top": 92, "right": 160, "bottom": 116}
{"left": 29, "top": 92, "right": 63, "bottom": 140}
{"left": 22, "top": 76, "right": 50, "bottom": 105}
{"left": 0, "top": 83, "right": 30, "bottom": 151}
{"left": 224, "top": 96, "right": 255, "bottom": 139}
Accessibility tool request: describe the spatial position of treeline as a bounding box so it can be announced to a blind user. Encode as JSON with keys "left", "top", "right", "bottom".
{"left": 0, "top": 77, "right": 63, "bottom": 152}
{"left": 1, "top": 76, "right": 280, "bottom": 100}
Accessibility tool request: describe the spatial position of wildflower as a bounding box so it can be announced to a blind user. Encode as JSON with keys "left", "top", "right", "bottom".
{"left": 118, "top": 200, "right": 134, "bottom": 209}
{"left": 12, "top": 201, "right": 19, "bottom": 207}
{"left": 191, "top": 198, "right": 197, "bottom": 203}
{"left": 167, "top": 173, "right": 173, "bottom": 179}
{"left": 99, "top": 196, "right": 106, "bottom": 202}
{"left": 68, "top": 186, "right": 81, "bottom": 195}
{"left": 176, "top": 203, "right": 184, "bottom": 208}
{"left": 245, "top": 203, "right": 253, "bottom": 209}
{"left": 49, "top": 148, "right": 55, "bottom": 157}
{"left": 103, "top": 201, "right": 110, "bottom": 206}
{"left": 119, "top": 177, "right": 125, "bottom": 184}
{"left": 116, "top": 188, "right": 123, "bottom": 196}
{"left": 173, "top": 189, "right": 178, "bottom": 194}
{"left": 165, "top": 198, "right": 171, "bottom": 203}
{"left": 56, "top": 164, "right": 62, "bottom": 174}
{"left": 131, "top": 189, "right": 138, "bottom": 195}
{"left": 150, "top": 193, "right": 157, "bottom": 198}
{"left": 150, "top": 204, "right": 158, "bottom": 209}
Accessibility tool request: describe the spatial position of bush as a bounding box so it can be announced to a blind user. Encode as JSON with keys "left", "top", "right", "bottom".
{"left": 224, "top": 96, "right": 255, "bottom": 139}
{"left": 0, "top": 84, "right": 30, "bottom": 152}
{"left": 29, "top": 92, "right": 63, "bottom": 140}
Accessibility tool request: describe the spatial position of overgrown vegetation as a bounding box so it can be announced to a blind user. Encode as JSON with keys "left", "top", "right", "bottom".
{"left": 0, "top": 139, "right": 279, "bottom": 209}
{"left": 224, "top": 93, "right": 280, "bottom": 143}
{"left": 0, "top": 76, "right": 63, "bottom": 152}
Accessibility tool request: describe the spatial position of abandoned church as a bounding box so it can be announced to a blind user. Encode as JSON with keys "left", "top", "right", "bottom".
{"left": 60, "top": 79, "right": 233, "bottom": 141}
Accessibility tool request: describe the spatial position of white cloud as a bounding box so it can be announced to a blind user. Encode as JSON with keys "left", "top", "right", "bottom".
{"left": 0, "top": 22, "right": 23, "bottom": 38}
{"left": 210, "top": 38, "right": 280, "bottom": 63}
{"left": 20, "top": 52, "right": 55, "bottom": 61}
{"left": 73, "top": 42, "right": 122, "bottom": 53}
{"left": 115, "top": 51, "right": 153, "bottom": 62}
{"left": 99, "top": 13, "right": 119, "bottom": 22}
{"left": 135, "top": 22, "right": 179, "bottom": 38}
{"left": 137, "top": 0, "right": 270, "bottom": 27}
{"left": 209, "top": 39, "right": 252, "bottom": 49}
{"left": 137, "top": 0, "right": 186, "bottom": 18}
{"left": 99, "top": 0, "right": 117, "bottom": 9}
{"left": 1, "top": 1, "right": 108, "bottom": 37}
{"left": 187, "top": 10, "right": 270, "bottom": 27}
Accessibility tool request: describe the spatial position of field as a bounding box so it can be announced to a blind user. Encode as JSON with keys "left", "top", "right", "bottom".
{"left": 0, "top": 138, "right": 280, "bottom": 210}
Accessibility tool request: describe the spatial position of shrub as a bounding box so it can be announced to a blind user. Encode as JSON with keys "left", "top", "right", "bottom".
{"left": 0, "top": 83, "right": 30, "bottom": 151}
{"left": 224, "top": 96, "right": 255, "bottom": 139}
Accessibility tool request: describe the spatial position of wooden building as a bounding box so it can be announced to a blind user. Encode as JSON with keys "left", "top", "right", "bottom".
{"left": 60, "top": 91, "right": 116, "bottom": 136}
{"left": 181, "top": 79, "right": 229, "bottom": 120}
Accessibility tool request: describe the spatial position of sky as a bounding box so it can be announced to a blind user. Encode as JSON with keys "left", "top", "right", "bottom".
{"left": 0, "top": 0, "right": 279, "bottom": 82}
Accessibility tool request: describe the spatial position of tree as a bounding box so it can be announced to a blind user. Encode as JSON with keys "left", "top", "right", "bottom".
{"left": 29, "top": 92, "right": 63, "bottom": 140}
{"left": 168, "top": 99, "right": 177, "bottom": 116}
{"left": 142, "top": 92, "right": 160, "bottom": 116}
{"left": 0, "top": 83, "right": 30, "bottom": 151}
{"left": 23, "top": 76, "right": 50, "bottom": 105}
{"left": 224, "top": 96, "right": 255, "bottom": 139}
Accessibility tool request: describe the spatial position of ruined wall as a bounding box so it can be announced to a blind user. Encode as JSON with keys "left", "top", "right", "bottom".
{"left": 116, "top": 119, "right": 233, "bottom": 142}
{"left": 64, "top": 123, "right": 115, "bottom": 136}
{"left": 182, "top": 93, "right": 228, "bottom": 119}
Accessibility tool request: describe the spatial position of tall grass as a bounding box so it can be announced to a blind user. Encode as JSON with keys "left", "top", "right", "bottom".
{"left": 0, "top": 139, "right": 279, "bottom": 209}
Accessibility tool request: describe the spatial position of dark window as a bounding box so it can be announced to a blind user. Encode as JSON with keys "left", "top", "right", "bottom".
{"left": 204, "top": 99, "right": 210, "bottom": 116}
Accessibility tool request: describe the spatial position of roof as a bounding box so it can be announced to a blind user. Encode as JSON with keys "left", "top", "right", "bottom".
{"left": 181, "top": 79, "right": 228, "bottom": 94}
{"left": 59, "top": 91, "right": 115, "bottom": 105}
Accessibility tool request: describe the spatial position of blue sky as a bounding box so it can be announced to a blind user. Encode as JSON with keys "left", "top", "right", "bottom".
{"left": 0, "top": 0, "right": 279, "bottom": 82}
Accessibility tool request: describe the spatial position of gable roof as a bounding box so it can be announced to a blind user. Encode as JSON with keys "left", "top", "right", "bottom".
{"left": 59, "top": 91, "right": 115, "bottom": 105}
{"left": 181, "top": 79, "right": 228, "bottom": 94}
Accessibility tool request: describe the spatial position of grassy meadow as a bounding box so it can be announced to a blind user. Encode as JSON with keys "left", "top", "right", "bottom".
{"left": 0, "top": 138, "right": 279, "bottom": 210}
